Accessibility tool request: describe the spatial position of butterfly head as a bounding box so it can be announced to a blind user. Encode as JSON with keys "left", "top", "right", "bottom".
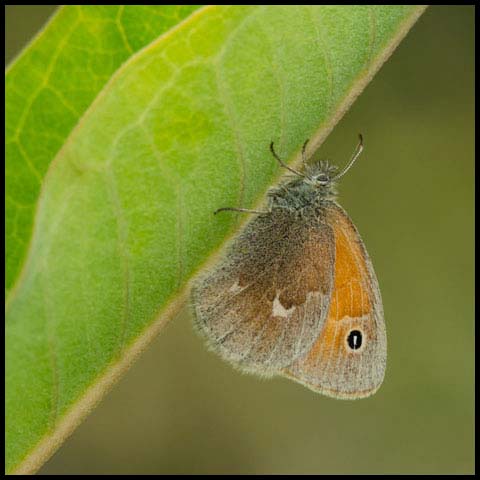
{"left": 268, "top": 134, "right": 364, "bottom": 212}
{"left": 268, "top": 163, "right": 339, "bottom": 210}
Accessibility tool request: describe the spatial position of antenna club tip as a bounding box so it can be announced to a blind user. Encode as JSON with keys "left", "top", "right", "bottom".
{"left": 358, "top": 133, "right": 364, "bottom": 145}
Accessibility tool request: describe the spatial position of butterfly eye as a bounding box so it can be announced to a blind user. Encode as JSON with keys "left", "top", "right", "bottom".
{"left": 314, "top": 174, "right": 329, "bottom": 185}
{"left": 347, "top": 330, "right": 363, "bottom": 351}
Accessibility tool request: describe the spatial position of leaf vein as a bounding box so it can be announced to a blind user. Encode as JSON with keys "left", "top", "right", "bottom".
{"left": 308, "top": 7, "right": 335, "bottom": 113}
{"left": 104, "top": 169, "right": 131, "bottom": 354}
{"left": 116, "top": 6, "right": 134, "bottom": 55}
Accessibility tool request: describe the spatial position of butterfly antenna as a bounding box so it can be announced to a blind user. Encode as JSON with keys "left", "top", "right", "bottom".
{"left": 270, "top": 142, "right": 305, "bottom": 178}
{"left": 332, "top": 134, "right": 364, "bottom": 181}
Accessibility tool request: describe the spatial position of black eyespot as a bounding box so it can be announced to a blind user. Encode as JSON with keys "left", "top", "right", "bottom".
{"left": 347, "top": 330, "right": 363, "bottom": 350}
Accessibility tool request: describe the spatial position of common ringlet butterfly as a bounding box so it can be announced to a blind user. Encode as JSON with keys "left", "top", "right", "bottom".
{"left": 192, "top": 135, "right": 386, "bottom": 399}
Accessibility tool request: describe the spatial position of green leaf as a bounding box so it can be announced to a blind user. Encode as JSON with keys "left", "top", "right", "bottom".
{"left": 5, "top": 4, "right": 201, "bottom": 298}
{"left": 5, "top": 5, "right": 427, "bottom": 474}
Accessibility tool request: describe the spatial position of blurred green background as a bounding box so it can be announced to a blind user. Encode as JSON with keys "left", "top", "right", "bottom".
{"left": 6, "top": 5, "right": 474, "bottom": 475}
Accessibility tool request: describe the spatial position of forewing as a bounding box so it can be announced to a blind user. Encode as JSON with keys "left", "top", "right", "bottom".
{"left": 282, "top": 203, "right": 386, "bottom": 399}
{"left": 192, "top": 208, "right": 335, "bottom": 375}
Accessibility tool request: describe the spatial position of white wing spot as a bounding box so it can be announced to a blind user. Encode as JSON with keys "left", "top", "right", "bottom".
{"left": 229, "top": 280, "right": 246, "bottom": 294}
{"left": 272, "top": 292, "right": 296, "bottom": 318}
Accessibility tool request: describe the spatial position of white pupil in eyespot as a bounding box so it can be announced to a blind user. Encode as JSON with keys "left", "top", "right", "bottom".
{"left": 347, "top": 330, "right": 362, "bottom": 350}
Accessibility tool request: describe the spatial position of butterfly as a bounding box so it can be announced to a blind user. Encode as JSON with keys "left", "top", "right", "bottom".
{"left": 191, "top": 135, "right": 386, "bottom": 399}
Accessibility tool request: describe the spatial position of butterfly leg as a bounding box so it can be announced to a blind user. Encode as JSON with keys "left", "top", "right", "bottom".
{"left": 214, "top": 207, "right": 269, "bottom": 215}
{"left": 301, "top": 139, "right": 309, "bottom": 169}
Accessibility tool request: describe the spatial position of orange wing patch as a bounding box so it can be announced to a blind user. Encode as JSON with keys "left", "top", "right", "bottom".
{"left": 282, "top": 204, "right": 386, "bottom": 399}
{"left": 327, "top": 222, "right": 372, "bottom": 321}
{"left": 290, "top": 213, "right": 372, "bottom": 364}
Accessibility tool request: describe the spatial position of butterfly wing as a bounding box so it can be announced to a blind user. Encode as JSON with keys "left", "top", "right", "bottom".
{"left": 192, "top": 208, "right": 335, "bottom": 375}
{"left": 282, "top": 202, "right": 386, "bottom": 399}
